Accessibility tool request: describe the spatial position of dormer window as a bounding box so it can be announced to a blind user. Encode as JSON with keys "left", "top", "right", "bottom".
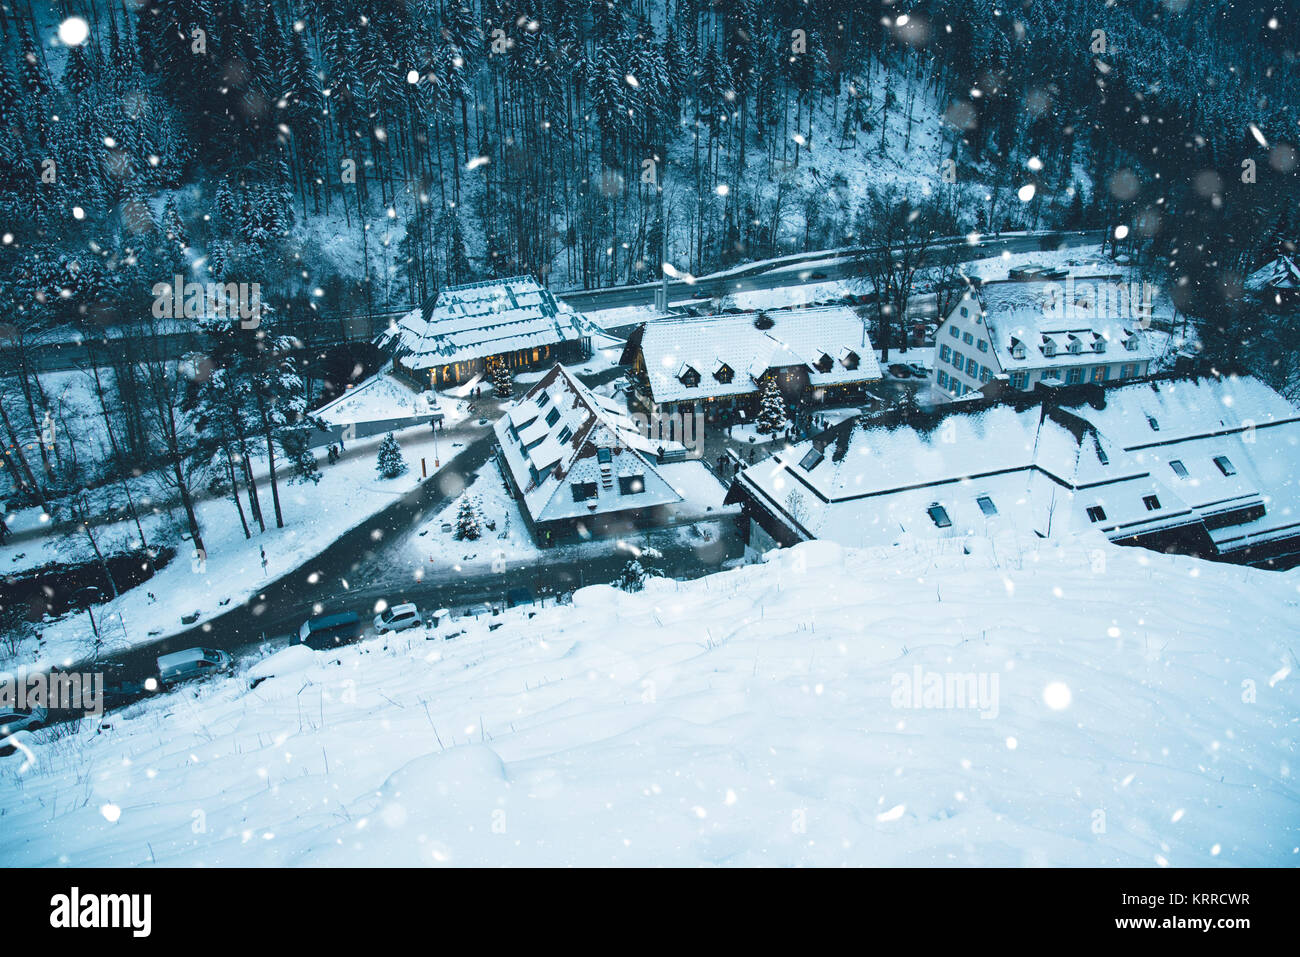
{"left": 814, "top": 352, "right": 834, "bottom": 373}
{"left": 1067, "top": 337, "right": 1082, "bottom": 355}
{"left": 1093, "top": 337, "right": 1106, "bottom": 353}
{"left": 1011, "top": 339, "right": 1026, "bottom": 360}
{"left": 840, "top": 349, "right": 860, "bottom": 370}
{"left": 678, "top": 363, "right": 700, "bottom": 387}
{"left": 1041, "top": 336, "right": 1057, "bottom": 357}
{"left": 713, "top": 361, "right": 734, "bottom": 384}
{"left": 1124, "top": 332, "right": 1139, "bottom": 352}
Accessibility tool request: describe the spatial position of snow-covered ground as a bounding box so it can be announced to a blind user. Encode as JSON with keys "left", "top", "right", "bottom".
{"left": 1, "top": 421, "right": 488, "bottom": 671}
{"left": 2, "top": 534, "right": 1294, "bottom": 866}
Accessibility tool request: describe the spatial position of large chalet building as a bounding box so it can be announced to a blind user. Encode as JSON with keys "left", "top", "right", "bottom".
{"left": 378, "top": 276, "right": 595, "bottom": 389}
{"left": 621, "top": 306, "right": 883, "bottom": 424}
{"left": 726, "top": 374, "right": 1300, "bottom": 570}
{"left": 494, "top": 364, "right": 689, "bottom": 545}
{"left": 930, "top": 276, "right": 1161, "bottom": 403}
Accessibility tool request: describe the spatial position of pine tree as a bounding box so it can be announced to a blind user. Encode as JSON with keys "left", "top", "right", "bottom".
{"left": 756, "top": 377, "right": 786, "bottom": 435}
{"left": 454, "top": 494, "right": 481, "bottom": 540}
{"left": 618, "top": 559, "right": 646, "bottom": 592}
{"left": 376, "top": 432, "right": 407, "bottom": 478}
{"left": 490, "top": 355, "right": 513, "bottom": 398}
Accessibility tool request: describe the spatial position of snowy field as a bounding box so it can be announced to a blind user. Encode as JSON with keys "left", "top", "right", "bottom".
{"left": 2, "top": 534, "right": 1295, "bottom": 866}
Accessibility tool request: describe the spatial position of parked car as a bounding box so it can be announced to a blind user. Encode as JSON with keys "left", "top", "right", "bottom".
{"left": 293, "top": 612, "right": 362, "bottom": 650}
{"left": 907, "top": 363, "right": 929, "bottom": 378}
{"left": 505, "top": 588, "right": 534, "bottom": 609}
{"left": 0, "top": 705, "right": 47, "bottom": 739}
{"left": 375, "top": 602, "right": 421, "bottom": 634}
{"left": 887, "top": 363, "right": 912, "bottom": 378}
{"left": 156, "top": 648, "right": 233, "bottom": 687}
{"left": 463, "top": 602, "right": 493, "bottom": 619}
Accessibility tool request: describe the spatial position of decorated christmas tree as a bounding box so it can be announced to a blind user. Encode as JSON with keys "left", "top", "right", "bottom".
{"left": 490, "top": 356, "right": 513, "bottom": 398}
{"left": 454, "top": 495, "right": 482, "bottom": 540}
{"left": 375, "top": 432, "right": 407, "bottom": 478}
{"left": 756, "top": 377, "right": 786, "bottom": 435}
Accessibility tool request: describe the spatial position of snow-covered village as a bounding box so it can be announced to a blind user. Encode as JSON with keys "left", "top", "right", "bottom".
{"left": 0, "top": 0, "right": 1296, "bottom": 908}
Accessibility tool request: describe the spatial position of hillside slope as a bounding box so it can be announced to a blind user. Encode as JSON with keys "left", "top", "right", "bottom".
{"left": 1, "top": 534, "right": 1296, "bottom": 866}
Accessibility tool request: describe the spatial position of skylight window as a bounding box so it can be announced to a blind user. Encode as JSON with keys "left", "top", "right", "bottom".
{"left": 799, "top": 448, "right": 824, "bottom": 471}
{"left": 1213, "top": 455, "right": 1236, "bottom": 476}
{"left": 976, "top": 495, "right": 997, "bottom": 516}
{"left": 1086, "top": 505, "right": 1107, "bottom": 523}
{"left": 1169, "top": 460, "right": 1188, "bottom": 478}
{"left": 927, "top": 504, "right": 952, "bottom": 528}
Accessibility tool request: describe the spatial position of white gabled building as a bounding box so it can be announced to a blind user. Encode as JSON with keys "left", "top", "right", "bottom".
{"left": 726, "top": 375, "right": 1300, "bottom": 569}
{"left": 494, "top": 364, "right": 687, "bottom": 545}
{"left": 930, "top": 276, "right": 1162, "bottom": 402}
{"left": 623, "top": 306, "right": 882, "bottom": 422}
{"left": 378, "top": 276, "right": 595, "bottom": 389}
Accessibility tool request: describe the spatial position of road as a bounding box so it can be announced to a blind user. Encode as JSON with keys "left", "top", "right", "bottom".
{"left": 47, "top": 428, "right": 743, "bottom": 721}
{"left": 14, "top": 231, "right": 1100, "bottom": 373}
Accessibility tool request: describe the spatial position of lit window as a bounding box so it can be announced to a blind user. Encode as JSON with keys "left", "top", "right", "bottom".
{"left": 1169, "top": 460, "right": 1187, "bottom": 478}
{"left": 927, "top": 504, "right": 952, "bottom": 528}
{"left": 1091, "top": 366, "right": 1108, "bottom": 383}
{"left": 1086, "top": 505, "right": 1107, "bottom": 523}
{"left": 1143, "top": 494, "right": 1160, "bottom": 511}
{"left": 976, "top": 495, "right": 997, "bottom": 516}
{"left": 1213, "top": 455, "right": 1236, "bottom": 476}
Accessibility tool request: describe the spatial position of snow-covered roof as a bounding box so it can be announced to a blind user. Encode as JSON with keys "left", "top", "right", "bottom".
{"left": 732, "top": 376, "right": 1300, "bottom": 558}
{"left": 494, "top": 364, "right": 684, "bottom": 523}
{"left": 377, "top": 276, "right": 594, "bottom": 369}
{"left": 638, "top": 306, "right": 882, "bottom": 404}
{"left": 957, "top": 277, "right": 1164, "bottom": 372}
{"left": 1245, "top": 254, "right": 1300, "bottom": 293}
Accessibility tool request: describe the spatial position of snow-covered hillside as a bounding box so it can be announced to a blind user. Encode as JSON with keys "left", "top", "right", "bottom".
{"left": 2, "top": 534, "right": 1296, "bottom": 866}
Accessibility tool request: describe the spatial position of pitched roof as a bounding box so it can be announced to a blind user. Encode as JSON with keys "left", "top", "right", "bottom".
{"left": 377, "top": 276, "right": 593, "bottom": 369}
{"left": 961, "top": 277, "right": 1164, "bottom": 372}
{"left": 1245, "top": 254, "right": 1300, "bottom": 292}
{"left": 494, "top": 365, "right": 684, "bottom": 523}
{"left": 732, "top": 375, "right": 1300, "bottom": 556}
{"left": 638, "top": 306, "right": 882, "bottom": 404}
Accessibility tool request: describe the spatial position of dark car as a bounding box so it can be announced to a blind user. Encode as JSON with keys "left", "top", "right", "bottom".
{"left": 294, "top": 611, "right": 363, "bottom": 649}
{"left": 506, "top": 587, "right": 535, "bottom": 609}
{"left": 887, "top": 363, "right": 912, "bottom": 378}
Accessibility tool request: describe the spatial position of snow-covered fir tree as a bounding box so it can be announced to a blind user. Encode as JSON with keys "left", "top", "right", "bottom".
{"left": 454, "top": 495, "right": 481, "bottom": 541}
{"left": 376, "top": 432, "right": 407, "bottom": 479}
{"left": 756, "top": 377, "right": 786, "bottom": 435}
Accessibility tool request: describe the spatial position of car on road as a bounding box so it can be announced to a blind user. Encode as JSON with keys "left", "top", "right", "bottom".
{"left": 0, "top": 705, "right": 47, "bottom": 739}
{"left": 375, "top": 602, "right": 421, "bottom": 634}
{"left": 505, "top": 587, "right": 534, "bottom": 609}
{"left": 156, "top": 648, "right": 233, "bottom": 687}
{"left": 294, "top": 612, "right": 363, "bottom": 650}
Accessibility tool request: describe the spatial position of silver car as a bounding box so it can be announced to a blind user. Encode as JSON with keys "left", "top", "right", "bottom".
{"left": 374, "top": 602, "right": 422, "bottom": 634}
